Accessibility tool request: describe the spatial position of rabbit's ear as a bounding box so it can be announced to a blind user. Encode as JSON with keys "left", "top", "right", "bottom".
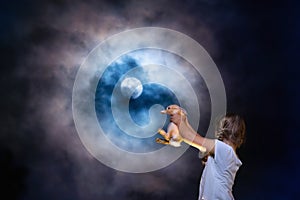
{"left": 179, "top": 108, "right": 187, "bottom": 116}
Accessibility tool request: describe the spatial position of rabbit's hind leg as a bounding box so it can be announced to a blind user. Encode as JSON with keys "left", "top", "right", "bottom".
{"left": 155, "top": 138, "right": 170, "bottom": 145}
{"left": 157, "top": 129, "right": 170, "bottom": 140}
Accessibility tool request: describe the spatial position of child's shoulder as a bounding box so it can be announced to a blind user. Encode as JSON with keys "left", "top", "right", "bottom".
{"left": 215, "top": 140, "right": 242, "bottom": 166}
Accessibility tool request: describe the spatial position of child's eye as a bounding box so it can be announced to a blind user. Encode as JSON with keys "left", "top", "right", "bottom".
{"left": 167, "top": 107, "right": 170, "bottom": 110}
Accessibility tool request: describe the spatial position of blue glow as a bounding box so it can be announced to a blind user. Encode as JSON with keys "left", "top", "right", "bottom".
{"left": 95, "top": 50, "right": 181, "bottom": 153}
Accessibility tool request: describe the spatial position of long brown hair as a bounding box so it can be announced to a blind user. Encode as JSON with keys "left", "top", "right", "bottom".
{"left": 201, "top": 113, "right": 246, "bottom": 164}
{"left": 216, "top": 113, "right": 246, "bottom": 148}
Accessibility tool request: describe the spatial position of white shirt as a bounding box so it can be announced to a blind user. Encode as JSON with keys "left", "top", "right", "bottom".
{"left": 199, "top": 140, "right": 242, "bottom": 200}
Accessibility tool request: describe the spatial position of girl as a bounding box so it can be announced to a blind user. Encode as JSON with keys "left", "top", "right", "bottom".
{"left": 169, "top": 107, "right": 246, "bottom": 200}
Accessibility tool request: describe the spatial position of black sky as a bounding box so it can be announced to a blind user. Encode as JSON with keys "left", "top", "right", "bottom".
{"left": 1, "top": 0, "right": 299, "bottom": 199}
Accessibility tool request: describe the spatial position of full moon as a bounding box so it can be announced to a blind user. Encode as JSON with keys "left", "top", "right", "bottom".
{"left": 120, "top": 77, "right": 143, "bottom": 99}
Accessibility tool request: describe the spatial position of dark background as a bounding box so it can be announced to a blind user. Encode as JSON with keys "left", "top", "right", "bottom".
{"left": 1, "top": 0, "right": 299, "bottom": 199}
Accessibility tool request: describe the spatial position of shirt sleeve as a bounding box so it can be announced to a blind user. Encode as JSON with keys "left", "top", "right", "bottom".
{"left": 214, "top": 140, "right": 236, "bottom": 171}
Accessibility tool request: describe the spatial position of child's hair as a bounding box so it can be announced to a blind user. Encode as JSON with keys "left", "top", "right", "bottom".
{"left": 200, "top": 113, "right": 246, "bottom": 164}
{"left": 215, "top": 113, "right": 246, "bottom": 148}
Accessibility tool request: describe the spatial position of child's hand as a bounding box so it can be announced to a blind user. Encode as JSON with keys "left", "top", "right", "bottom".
{"left": 170, "top": 112, "right": 186, "bottom": 126}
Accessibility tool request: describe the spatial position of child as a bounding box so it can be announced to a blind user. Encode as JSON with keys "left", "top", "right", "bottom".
{"left": 169, "top": 106, "right": 246, "bottom": 200}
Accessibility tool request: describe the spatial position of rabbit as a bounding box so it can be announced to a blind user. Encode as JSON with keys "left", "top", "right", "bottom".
{"left": 156, "top": 105, "right": 206, "bottom": 153}
{"left": 155, "top": 105, "right": 187, "bottom": 147}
